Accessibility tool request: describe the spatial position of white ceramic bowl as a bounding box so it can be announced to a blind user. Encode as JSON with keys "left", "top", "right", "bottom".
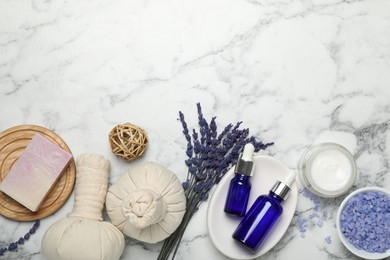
{"left": 336, "top": 187, "right": 390, "bottom": 260}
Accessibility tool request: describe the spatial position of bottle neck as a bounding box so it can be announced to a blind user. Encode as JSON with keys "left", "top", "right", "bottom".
{"left": 269, "top": 191, "right": 284, "bottom": 203}
{"left": 234, "top": 173, "right": 251, "bottom": 180}
{"left": 235, "top": 158, "right": 253, "bottom": 176}
{"left": 270, "top": 180, "right": 291, "bottom": 201}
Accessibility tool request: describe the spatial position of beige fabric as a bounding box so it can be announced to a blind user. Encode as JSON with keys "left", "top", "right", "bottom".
{"left": 41, "top": 154, "right": 125, "bottom": 260}
{"left": 68, "top": 153, "right": 110, "bottom": 221}
{"left": 106, "top": 162, "right": 186, "bottom": 244}
{"left": 122, "top": 188, "right": 167, "bottom": 229}
{"left": 41, "top": 217, "right": 124, "bottom": 260}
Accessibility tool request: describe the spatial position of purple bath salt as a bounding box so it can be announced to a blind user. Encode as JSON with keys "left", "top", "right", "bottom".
{"left": 340, "top": 190, "right": 390, "bottom": 254}
{"left": 316, "top": 220, "right": 323, "bottom": 228}
{"left": 325, "top": 236, "right": 332, "bottom": 244}
{"left": 297, "top": 189, "right": 331, "bottom": 238}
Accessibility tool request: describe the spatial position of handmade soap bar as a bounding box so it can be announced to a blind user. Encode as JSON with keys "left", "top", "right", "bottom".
{"left": 0, "top": 133, "right": 72, "bottom": 212}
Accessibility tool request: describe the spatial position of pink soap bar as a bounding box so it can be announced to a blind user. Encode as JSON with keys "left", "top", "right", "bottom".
{"left": 0, "top": 133, "right": 72, "bottom": 212}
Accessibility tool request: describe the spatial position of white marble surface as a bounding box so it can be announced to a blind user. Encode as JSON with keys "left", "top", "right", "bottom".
{"left": 1, "top": 0, "right": 390, "bottom": 259}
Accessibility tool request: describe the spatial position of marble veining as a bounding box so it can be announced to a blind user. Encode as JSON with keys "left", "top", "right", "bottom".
{"left": 1, "top": 0, "right": 390, "bottom": 259}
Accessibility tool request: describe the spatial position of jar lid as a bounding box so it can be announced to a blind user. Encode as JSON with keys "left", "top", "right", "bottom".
{"left": 298, "top": 142, "right": 357, "bottom": 198}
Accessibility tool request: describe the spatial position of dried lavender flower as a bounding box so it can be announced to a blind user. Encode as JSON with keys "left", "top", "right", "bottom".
{"left": 158, "top": 103, "right": 273, "bottom": 260}
{"left": 0, "top": 220, "right": 40, "bottom": 256}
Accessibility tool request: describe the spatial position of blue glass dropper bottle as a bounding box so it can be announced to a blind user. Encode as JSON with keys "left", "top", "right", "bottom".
{"left": 232, "top": 170, "right": 297, "bottom": 252}
{"left": 224, "top": 143, "right": 254, "bottom": 217}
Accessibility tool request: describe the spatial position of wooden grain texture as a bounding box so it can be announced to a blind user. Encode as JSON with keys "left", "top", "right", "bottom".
{"left": 0, "top": 125, "right": 76, "bottom": 221}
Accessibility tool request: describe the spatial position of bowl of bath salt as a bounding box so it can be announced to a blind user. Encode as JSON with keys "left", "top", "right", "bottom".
{"left": 337, "top": 187, "right": 390, "bottom": 259}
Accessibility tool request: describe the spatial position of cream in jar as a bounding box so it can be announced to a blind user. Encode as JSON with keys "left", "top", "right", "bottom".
{"left": 299, "top": 143, "right": 357, "bottom": 197}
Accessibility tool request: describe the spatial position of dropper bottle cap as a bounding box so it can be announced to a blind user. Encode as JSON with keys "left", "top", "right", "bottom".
{"left": 235, "top": 143, "right": 254, "bottom": 176}
{"left": 270, "top": 170, "right": 297, "bottom": 200}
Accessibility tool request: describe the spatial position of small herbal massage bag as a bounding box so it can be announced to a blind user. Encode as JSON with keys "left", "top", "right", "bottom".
{"left": 105, "top": 162, "right": 186, "bottom": 243}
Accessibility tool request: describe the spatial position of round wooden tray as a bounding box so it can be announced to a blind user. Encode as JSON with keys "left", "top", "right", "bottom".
{"left": 0, "top": 125, "right": 76, "bottom": 221}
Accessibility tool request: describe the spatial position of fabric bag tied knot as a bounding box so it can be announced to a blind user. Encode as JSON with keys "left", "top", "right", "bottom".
{"left": 122, "top": 188, "right": 167, "bottom": 229}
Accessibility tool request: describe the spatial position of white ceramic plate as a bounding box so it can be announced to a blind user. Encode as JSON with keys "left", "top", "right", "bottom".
{"left": 207, "top": 155, "right": 298, "bottom": 260}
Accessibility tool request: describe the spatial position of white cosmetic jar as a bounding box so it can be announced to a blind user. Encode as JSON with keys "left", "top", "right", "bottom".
{"left": 298, "top": 142, "right": 357, "bottom": 198}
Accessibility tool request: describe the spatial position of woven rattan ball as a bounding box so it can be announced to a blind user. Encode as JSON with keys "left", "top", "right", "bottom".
{"left": 109, "top": 123, "right": 148, "bottom": 161}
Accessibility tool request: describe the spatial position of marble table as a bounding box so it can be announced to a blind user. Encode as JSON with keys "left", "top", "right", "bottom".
{"left": 1, "top": 0, "right": 390, "bottom": 259}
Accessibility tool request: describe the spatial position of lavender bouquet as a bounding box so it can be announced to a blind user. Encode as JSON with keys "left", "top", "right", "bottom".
{"left": 157, "top": 103, "right": 273, "bottom": 260}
